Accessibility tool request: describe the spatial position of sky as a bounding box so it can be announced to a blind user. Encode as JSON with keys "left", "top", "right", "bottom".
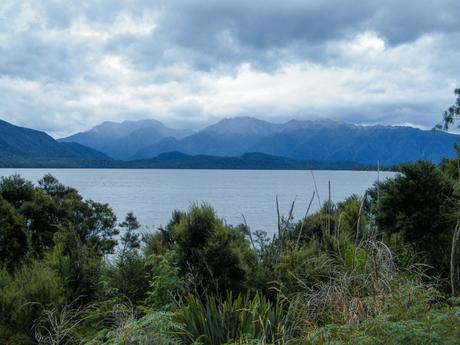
{"left": 0, "top": 0, "right": 459, "bottom": 138}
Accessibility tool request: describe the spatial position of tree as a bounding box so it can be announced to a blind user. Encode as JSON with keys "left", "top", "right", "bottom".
{"left": 105, "top": 213, "right": 149, "bottom": 303}
{"left": 0, "top": 196, "right": 27, "bottom": 271}
{"left": 119, "top": 212, "right": 141, "bottom": 257}
{"left": 154, "top": 204, "right": 254, "bottom": 297}
{"left": 435, "top": 88, "right": 460, "bottom": 131}
{"left": 0, "top": 174, "right": 34, "bottom": 208}
{"left": 369, "top": 161, "right": 457, "bottom": 275}
{"left": 0, "top": 174, "right": 120, "bottom": 304}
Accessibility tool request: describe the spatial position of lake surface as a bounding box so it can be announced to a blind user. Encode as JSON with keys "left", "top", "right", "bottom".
{"left": 0, "top": 169, "right": 395, "bottom": 235}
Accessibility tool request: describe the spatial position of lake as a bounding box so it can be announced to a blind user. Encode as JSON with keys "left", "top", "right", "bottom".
{"left": 0, "top": 169, "right": 395, "bottom": 235}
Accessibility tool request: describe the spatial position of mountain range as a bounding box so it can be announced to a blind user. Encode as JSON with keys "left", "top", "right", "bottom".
{"left": 0, "top": 119, "right": 110, "bottom": 165}
{"left": 0, "top": 117, "right": 458, "bottom": 169}
{"left": 60, "top": 119, "right": 193, "bottom": 160}
{"left": 60, "top": 117, "right": 458, "bottom": 165}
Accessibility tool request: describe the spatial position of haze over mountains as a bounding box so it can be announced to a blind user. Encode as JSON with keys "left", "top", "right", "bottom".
{"left": 60, "top": 119, "right": 193, "bottom": 160}
{"left": 61, "top": 117, "right": 458, "bottom": 165}
{"left": 0, "top": 116, "right": 458, "bottom": 168}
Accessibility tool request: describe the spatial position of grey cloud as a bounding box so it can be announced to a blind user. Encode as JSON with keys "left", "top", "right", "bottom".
{"left": 3, "top": 0, "right": 459, "bottom": 79}
{"left": 111, "top": 0, "right": 460, "bottom": 71}
{"left": 0, "top": 0, "right": 459, "bottom": 135}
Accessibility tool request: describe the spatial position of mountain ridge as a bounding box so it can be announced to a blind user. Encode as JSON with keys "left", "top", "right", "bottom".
{"left": 120, "top": 117, "right": 457, "bottom": 165}
{"left": 2, "top": 116, "right": 457, "bottom": 168}
{"left": 0, "top": 119, "right": 111, "bottom": 162}
{"left": 59, "top": 119, "right": 194, "bottom": 159}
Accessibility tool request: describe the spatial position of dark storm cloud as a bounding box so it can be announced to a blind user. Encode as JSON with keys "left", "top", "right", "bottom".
{"left": 0, "top": 0, "right": 459, "bottom": 135}
{"left": 111, "top": 0, "right": 460, "bottom": 71}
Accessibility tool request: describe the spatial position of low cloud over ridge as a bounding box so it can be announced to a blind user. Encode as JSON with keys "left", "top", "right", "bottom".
{"left": 0, "top": 0, "right": 459, "bottom": 136}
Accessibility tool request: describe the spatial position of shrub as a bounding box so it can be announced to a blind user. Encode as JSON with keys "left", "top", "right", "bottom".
{"left": 175, "top": 292, "right": 301, "bottom": 345}
{"left": 154, "top": 204, "right": 254, "bottom": 297}
{"left": 0, "top": 196, "right": 28, "bottom": 271}
{"left": 144, "top": 252, "right": 186, "bottom": 311}
{"left": 0, "top": 261, "right": 64, "bottom": 343}
{"left": 369, "top": 161, "right": 457, "bottom": 276}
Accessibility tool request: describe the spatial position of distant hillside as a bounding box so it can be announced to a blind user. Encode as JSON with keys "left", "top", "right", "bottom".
{"left": 2, "top": 116, "right": 458, "bottom": 168}
{"left": 131, "top": 117, "right": 459, "bottom": 165}
{"left": 59, "top": 119, "right": 193, "bottom": 159}
{"left": 0, "top": 119, "right": 111, "bottom": 163}
{"left": 125, "top": 152, "right": 376, "bottom": 170}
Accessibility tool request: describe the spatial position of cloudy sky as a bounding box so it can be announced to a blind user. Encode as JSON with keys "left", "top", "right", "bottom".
{"left": 0, "top": 0, "right": 459, "bottom": 137}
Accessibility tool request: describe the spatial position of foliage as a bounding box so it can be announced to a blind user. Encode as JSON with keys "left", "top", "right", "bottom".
{"left": 0, "top": 261, "right": 64, "bottom": 343}
{"left": 144, "top": 252, "right": 186, "bottom": 311}
{"left": 86, "top": 309, "right": 179, "bottom": 345}
{"left": 149, "top": 204, "right": 255, "bottom": 297}
{"left": 436, "top": 88, "right": 460, "bottom": 131}
{"left": 104, "top": 213, "right": 149, "bottom": 305}
{"left": 368, "top": 161, "right": 457, "bottom": 275}
{"left": 105, "top": 252, "right": 149, "bottom": 305}
{"left": 175, "top": 292, "right": 301, "bottom": 345}
{"left": 119, "top": 212, "right": 141, "bottom": 255}
{"left": 0, "top": 195, "right": 27, "bottom": 271}
{"left": 1, "top": 171, "right": 460, "bottom": 344}
{"left": 307, "top": 306, "right": 460, "bottom": 345}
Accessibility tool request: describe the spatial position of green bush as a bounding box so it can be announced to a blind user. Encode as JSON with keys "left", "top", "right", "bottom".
{"left": 369, "top": 161, "right": 457, "bottom": 277}
{"left": 307, "top": 307, "right": 460, "bottom": 345}
{"left": 152, "top": 204, "right": 255, "bottom": 297}
{"left": 0, "top": 261, "right": 64, "bottom": 343}
{"left": 0, "top": 196, "right": 28, "bottom": 271}
{"left": 144, "top": 252, "right": 186, "bottom": 311}
{"left": 176, "top": 292, "right": 300, "bottom": 345}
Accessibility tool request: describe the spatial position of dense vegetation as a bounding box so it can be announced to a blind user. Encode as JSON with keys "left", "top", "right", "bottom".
{"left": 1, "top": 159, "right": 460, "bottom": 344}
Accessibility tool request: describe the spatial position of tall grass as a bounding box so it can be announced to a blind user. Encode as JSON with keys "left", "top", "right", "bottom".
{"left": 299, "top": 240, "right": 441, "bottom": 329}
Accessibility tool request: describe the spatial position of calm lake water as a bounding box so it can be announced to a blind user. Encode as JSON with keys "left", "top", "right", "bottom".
{"left": 0, "top": 169, "right": 395, "bottom": 235}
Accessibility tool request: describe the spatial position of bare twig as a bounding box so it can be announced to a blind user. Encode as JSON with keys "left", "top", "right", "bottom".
{"left": 310, "top": 171, "right": 322, "bottom": 208}
{"left": 276, "top": 194, "right": 281, "bottom": 237}
{"left": 241, "top": 214, "right": 256, "bottom": 252}
{"left": 296, "top": 192, "right": 315, "bottom": 250}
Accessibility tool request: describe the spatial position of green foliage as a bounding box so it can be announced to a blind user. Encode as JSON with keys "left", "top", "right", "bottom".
{"left": 343, "top": 245, "right": 368, "bottom": 274}
{"left": 1, "top": 171, "right": 460, "bottom": 345}
{"left": 144, "top": 252, "right": 186, "bottom": 311}
{"left": 436, "top": 88, "right": 460, "bottom": 131}
{"left": 0, "top": 261, "right": 64, "bottom": 343}
{"left": 45, "top": 228, "right": 107, "bottom": 304}
{"left": 307, "top": 307, "right": 460, "bottom": 345}
{"left": 86, "top": 309, "right": 179, "bottom": 345}
{"left": 119, "top": 212, "right": 141, "bottom": 255}
{"left": 176, "top": 292, "right": 300, "bottom": 345}
{"left": 104, "top": 213, "right": 149, "bottom": 304}
{"left": 0, "top": 174, "right": 119, "bottom": 260}
{"left": 0, "top": 195, "right": 27, "bottom": 271}
{"left": 153, "top": 204, "right": 254, "bottom": 297}
{"left": 369, "top": 161, "right": 457, "bottom": 275}
{"left": 275, "top": 242, "right": 335, "bottom": 294}
{"left": 105, "top": 252, "right": 149, "bottom": 305}
{"left": 337, "top": 194, "right": 368, "bottom": 240}
{"left": 0, "top": 174, "right": 34, "bottom": 208}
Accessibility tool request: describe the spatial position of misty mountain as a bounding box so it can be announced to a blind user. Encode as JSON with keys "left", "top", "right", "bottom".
{"left": 0, "top": 119, "right": 110, "bottom": 162}
{"left": 59, "top": 119, "right": 193, "bottom": 159}
{"left": 131, "top": 117, "right": 458, "bottom": 165}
